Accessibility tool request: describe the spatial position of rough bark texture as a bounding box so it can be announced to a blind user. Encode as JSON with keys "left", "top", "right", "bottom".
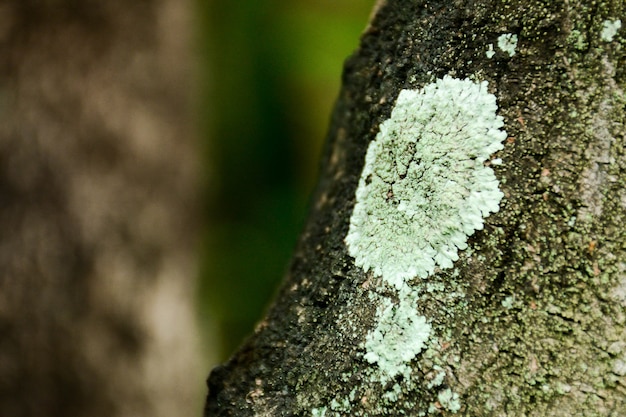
{"left": 0, "top": 1, "right": 203, "bottom": 416}
{"left": 205, "top": 0, "right": 626, "bottom": 416}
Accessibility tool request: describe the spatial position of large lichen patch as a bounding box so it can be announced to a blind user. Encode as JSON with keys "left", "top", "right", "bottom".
{"left": 345, "top": 76, "right": 507, "bottom": 289}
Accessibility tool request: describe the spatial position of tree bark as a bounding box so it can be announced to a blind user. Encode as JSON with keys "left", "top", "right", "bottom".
{"left": 205, "top": 0, "right": 626, "bottom": 416}
{"left": 0, "top": 1, "right": 203, "bottom": 416}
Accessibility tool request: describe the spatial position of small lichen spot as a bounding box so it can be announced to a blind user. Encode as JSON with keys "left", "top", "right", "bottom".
{"left": 311, "top": 407, "right": 327, "bottom": 417}
{"left": 601, "top": 19, "right": 622, "bottom": 42}
{"left": 501, "top": 295, "right": 515, "bottom": 309}
{"left": 497, "top": 33, "right": 518, "bottom": 56}
{"left": 363, "top": 293, "right": 431, "bottom": 383}
{"left": 345, "top": 76, "right": 507, "bottom": 289}
{"left": 437, "top": 388, "right": 461, "bottom": 413}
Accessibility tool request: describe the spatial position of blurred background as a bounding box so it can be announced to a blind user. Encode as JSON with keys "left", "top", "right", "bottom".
{"left": 0, "top": 1, "right": 372, "bottom": 416}
{"left": 198, "top": 0, "right": 372, "bottom": 362}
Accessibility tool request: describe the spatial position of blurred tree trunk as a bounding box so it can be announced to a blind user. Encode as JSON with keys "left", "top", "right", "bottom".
{"left": 0, "top": 1, "right": 203, "bottom": 416}
{"left": 205, "top": 0, "right": 626, "bottom": 415}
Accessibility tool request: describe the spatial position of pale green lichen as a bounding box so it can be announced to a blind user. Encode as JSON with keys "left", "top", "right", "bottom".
{"left": 502, "top": 295, "right": 515, "bottom": 309}
{"left": 601, "top": 19, "right": 622, "bottom": 42}
{"left": 330, "top": 397, "right": 351, "bottom": 412}
{"left": 382, "top": 383, "right": 403, "bottom": 402}
{"left": 345, "top": 76, "right": 507, "bottom": 289}
{"left": 437, "top": 388, "right": 461, "bottom": 413}
{"left": 363, "top": 290, "right": 431, "bottom": 383}
{"left": 486, "top": 43, "right": 495, "bottom": 58}
{"left": 426, "top": 366, "right": 446, "bottom": 388}
{"left": 497, "top": 33, "right": 518, "bottom": 57}
{"left": 311, "top": 406, "right": 327, "bottom": 417}
{"left": 323, "top": 76, "right": 507, "bottom": 414}
{"left": 612, "top": 358, "right": 626, "bottom": 376}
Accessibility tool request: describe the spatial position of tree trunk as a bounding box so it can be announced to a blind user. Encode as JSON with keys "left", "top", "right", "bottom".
{"left": 205, "top": 0, "right": 626, "bottom": 415}
{"left": 0, "top": 1, "right": 203, "bottom": 416}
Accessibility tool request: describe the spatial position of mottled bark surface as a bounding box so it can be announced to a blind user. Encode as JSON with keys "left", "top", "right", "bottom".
{"left": 205, "top": 0, "right": 625, "bottom": 416}
{"left": 0, "top": 1, "right": 203, "bottom": 416}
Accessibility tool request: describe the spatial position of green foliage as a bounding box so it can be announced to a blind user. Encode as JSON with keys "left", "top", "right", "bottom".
{"left": 197, "top": 0, "right": 372, "bottom": 359}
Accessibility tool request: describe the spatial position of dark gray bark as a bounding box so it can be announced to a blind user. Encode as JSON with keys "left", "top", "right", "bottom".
{"left": 205, "top": 0, "right": 626, "bottom": 416}
{"left": 0, "top": 1, "right": 203, "bottom": 416}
